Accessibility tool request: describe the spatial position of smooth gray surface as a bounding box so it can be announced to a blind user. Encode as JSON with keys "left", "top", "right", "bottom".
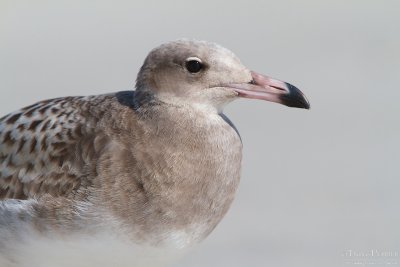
{"left": 1, "top": 1, "right": 399, "bottom": 266}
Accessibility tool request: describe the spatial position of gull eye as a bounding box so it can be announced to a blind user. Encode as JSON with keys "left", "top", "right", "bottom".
{"left": 185, "top": 57, "right": 203, "bottom": 73}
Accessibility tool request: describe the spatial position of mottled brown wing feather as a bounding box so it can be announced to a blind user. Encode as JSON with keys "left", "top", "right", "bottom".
{"left": 0, "top": 96, "right": 104, "bottom": 200}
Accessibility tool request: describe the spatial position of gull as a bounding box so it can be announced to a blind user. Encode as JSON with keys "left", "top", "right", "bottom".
{"left": 0, "top": 39, "right": 309, "bottom": 267}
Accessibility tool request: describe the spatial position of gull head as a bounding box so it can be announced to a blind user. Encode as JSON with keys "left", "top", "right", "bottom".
{"left": 136, "top": 39, "right": 310, "bottom": 111}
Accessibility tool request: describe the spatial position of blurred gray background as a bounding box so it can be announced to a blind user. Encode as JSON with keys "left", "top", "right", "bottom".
{"left": 1, "top": 0, "right": 399, "bottom": 266}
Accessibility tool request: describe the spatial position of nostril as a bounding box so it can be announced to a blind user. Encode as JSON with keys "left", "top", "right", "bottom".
{"left": 270, "top": 85, "right": 286, "bottom": 92}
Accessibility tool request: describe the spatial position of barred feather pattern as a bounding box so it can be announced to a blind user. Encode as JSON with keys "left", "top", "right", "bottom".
{"left": 0, "top": 95, "right": 109, "bottom": 200}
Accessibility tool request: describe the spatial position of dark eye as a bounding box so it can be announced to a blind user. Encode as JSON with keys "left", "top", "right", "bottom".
{"left": 185, "top": 59, "right": 203, "bottom": 73}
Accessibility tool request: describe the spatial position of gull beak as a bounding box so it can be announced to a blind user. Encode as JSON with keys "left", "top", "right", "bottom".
{"left": 227, "top": 71, "right": 310, "bottom": 109}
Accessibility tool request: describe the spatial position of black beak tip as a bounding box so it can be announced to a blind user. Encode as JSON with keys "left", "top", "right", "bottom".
{"left": 281, "top": 83, "right": 310, "bottom": 109}
{"left": 302, "top": 101, "right": 311, "bottom": 110}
